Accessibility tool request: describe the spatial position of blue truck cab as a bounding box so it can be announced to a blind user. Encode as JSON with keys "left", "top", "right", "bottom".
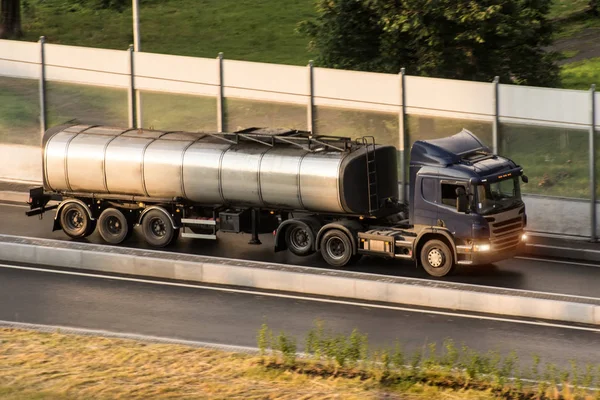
{"left": 357, "top": 129, "right": 528, "bottom": 277}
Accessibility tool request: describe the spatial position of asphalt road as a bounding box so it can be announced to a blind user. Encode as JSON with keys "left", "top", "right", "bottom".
{"left": 1, "top": 203, "right": 600, "bottom": 298}
{"left": 1, "top": 264, "right": 598, "bottom": 374}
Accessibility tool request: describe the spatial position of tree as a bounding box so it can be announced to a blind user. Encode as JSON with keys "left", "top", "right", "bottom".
{"left": 0, "top": 0, "right": 22, "bottom": 39}
{"left": 589, "top": 0, "right": 599, "bottom": 16}
{"left": 299, "top": 0, "right": 561, "bottom": 87}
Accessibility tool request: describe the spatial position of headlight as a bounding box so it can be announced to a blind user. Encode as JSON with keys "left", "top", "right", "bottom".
{"left": 473, "top": 243, "right": 491, "bottom": 252}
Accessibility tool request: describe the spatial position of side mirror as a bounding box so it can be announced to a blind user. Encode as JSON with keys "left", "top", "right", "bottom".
{"left": 455, "top": 187, "right": 468, "bottom": 213}
{"left": 521, "top": 175, "right": 529, "bottom": 184}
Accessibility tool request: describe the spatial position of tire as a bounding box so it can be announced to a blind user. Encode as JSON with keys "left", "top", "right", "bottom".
{"left": 320, "top": 229, "right": 354, "bottom": 267}
{"left": 98, "top": 208, "right": 130, "bottom": 245}
{"left": 420, "top": 239, "right": 455, "bottom": 277}
{"left": 169, "top": 228, "right": 181, "bottom": 245}
{"left": 141, "top": 209, "right": 175, "bottom": 248}
{"left": 59, "top": 202, "right": 94, "bottom": 239}
{"left": 285, "top": 224, "right": 314, "bottom": 256}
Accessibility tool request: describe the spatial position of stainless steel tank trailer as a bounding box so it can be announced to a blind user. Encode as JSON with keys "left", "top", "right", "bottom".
{"left": 26, "top": 124, "right": 529, "bottom": 277}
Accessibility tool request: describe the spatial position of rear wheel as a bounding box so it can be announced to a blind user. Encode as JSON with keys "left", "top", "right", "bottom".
{"left": 285, "top": 224, "right": 314, "bottom": 256}
{"left": 320, "top": 229, "right": 354, "bottom": 267}
{"left": 141, "top": 209, "right": 175, "bottom": 248}
{"left": 98, "top": 208, "right": 130, "bottom": 244}
{"left": 60, "top": 202, "right": 94, "bottom": 239}
{"left": 420, "top": 239, "right": 455, "bottom": 277}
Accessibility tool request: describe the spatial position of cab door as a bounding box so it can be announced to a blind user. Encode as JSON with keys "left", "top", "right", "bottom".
{"left": 436, "top": 180, "right": 474, "bottom": 239}
{"left": 413, "top": 174, "right": 438, "bottom": 227}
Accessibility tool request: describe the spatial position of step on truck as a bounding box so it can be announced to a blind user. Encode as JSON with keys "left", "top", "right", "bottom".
{"left": 26, "top": 124, "right": 529, "bottom": 277}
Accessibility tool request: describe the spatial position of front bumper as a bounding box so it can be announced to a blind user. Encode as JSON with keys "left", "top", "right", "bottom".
{"left": 456, "top": 235, "right": 527, "bottom": 266}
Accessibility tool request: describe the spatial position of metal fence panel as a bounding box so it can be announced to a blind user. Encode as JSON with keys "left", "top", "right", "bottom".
{"left": 140, "top": 91, "right": 217, "bottom": 131}
{"left": 405, "top": 76, "right": 494, "bottom": 120}
{"left": 134, "top": 52, "right": 218, "bottom": 96}
{"left": 596, "top": 92, "right": 600, "bottom": 129}
{"left": 45, "top": 44, "right": 129, "bottom": 87}
{"left": 0, "top": 40, "right": 39, "bottom": 79}
{"left": 223, "top": 59, "right": 307, "bottom": 104}
{"left": 499, "top": 84, "right": 589, "bottom": 127}
{"left": 313, "top": 67, "right": 399, "bottom": 112}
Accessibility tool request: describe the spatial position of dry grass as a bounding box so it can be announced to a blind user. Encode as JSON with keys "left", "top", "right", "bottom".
{"left": 0, "top": 328, "right": 507, "bottom": 400}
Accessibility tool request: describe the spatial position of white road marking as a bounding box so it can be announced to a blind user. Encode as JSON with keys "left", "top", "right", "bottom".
{"left": 526, "top": 243, "right": 600, "bottom": 254}
{"left": 1, "top": 262, "right": 599, "bottom": 333}
{"left": 0, "top": 202, "right": 29, "bottom": 208}
{"left": 516, "top": 256, "right": 600, "bottom": 268}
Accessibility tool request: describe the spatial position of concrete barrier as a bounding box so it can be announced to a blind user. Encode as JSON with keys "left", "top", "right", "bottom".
{"left": 0, "top": 144, "right": 41, "bottom": 183}
{"left": 0, "top": 234, "right": 598, "bottom": 326}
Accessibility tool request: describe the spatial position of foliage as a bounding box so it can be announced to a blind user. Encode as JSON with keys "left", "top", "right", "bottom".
{"left": 589, "top": 0, "right": 599, "bottom": 16}
{"left": 299, "top": 0, "right": 562, "bottom": 87}
{"left": 0, "top": 0, "right": 22, "bottom": 39}
{"left": 257, "top": 320, "right": 600, "bottom": 399}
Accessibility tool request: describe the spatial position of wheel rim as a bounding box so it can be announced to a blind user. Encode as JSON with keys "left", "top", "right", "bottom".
{"left": 326, "top": 237, "right": 346, "bottom": 260}
{"left": 150, "top": 217, "right": 167, "bottom": 237}
{"left": 65, "top": 209, "right": 84, "bottom": 231}
{"left": 106, "top": 216, "right": 122, "bottom": 235}
{"left": 290, "top": 227, "right": 310, "bottom": 251}
{"left": 427, "top": 248, "right": 445, "bottom": 268}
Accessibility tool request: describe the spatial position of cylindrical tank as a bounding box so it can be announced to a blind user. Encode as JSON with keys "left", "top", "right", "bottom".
{"left": 42, "top": 124, "right": 399, "bottom": 215}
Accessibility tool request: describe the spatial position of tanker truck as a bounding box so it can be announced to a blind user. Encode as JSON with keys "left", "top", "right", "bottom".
{"left": 26, "top": 123, "right": 528, "bottom": 277}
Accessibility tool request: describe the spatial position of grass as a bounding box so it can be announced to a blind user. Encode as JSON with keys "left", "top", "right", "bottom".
{"left": 0, "top": 327, "right": 510, "bottom": 400}
{"left": 2, "top": 321, "right": 599, "bottom": 399}
{"left": 561, "top": 57, "right": 600, "bottom": 90}
{"left": 20, "top": 0, "right": 315, "bottom": 65}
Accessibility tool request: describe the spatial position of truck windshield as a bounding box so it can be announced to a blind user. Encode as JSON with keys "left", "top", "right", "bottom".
{"left": 475, "top": 176, "right": 522, "bottom": 215}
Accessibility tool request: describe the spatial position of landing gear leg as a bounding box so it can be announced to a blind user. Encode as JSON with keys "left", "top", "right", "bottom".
{"left": 248, "top": 208, "right": 262, "bottom": 245}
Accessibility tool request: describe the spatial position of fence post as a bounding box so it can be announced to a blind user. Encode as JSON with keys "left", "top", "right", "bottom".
{"left": 127, "top": 45, "right": 136, "bottom": 128}
{"left": 492, "top": 76, "right": 499, "bottom": 155}
{"left": 38, "top": 36, "right": 47, "bottom": 139}
{"left": 307, "top": 60, "right": 315, "bottom": 134}
{"left": 399, "top": 67, "right": 407, "bottom": 203}
{"left": 132, "top": 0, "right": 143, "bottom": 128}
{"left": 590, "top": 84, "right": 597, "bottom": 242}
{"left": 217, "top": 52, "right": 225, "bottom": 133}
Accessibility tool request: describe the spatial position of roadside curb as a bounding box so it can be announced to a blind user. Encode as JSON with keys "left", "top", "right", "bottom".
{"left": 0, "top": 234, "right": 598, "bottom": 326}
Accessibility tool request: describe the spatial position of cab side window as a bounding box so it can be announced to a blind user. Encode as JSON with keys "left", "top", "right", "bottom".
{"left": 441, "top": 183, "right": 463, "bottom": 207}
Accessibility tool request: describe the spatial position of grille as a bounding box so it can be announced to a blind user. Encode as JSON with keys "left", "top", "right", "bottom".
{"left": 489, "top": 216, "right": 523, "bottom": 251}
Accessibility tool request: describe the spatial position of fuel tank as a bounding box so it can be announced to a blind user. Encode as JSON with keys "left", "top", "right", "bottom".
{"left": 42, "top": 124, "right": 399, "bottom": 215}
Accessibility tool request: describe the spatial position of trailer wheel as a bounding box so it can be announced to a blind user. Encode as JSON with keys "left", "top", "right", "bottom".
{"left": 98, "top": 208, "right": 130, "bottom": 245}
{"left": 285, "top": 224, "right": 314, "bottom": 256}
{"left": 320, "top": 229, "right": 353, "bottom": 267}
{"left": 420, "top": 239, "right": 455, "bottom": 277}
{"left": 141, "top": 209, "right": 175, "bottom": 248}
{"left": 60, "top": 202, "right": 94, "bottom": 239}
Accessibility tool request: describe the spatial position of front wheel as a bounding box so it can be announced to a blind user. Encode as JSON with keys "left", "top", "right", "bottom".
{"left": 320, "top": 229, "right": 354, "bottom": 267}
{"left": 420, "top": 239, "right": 455, "bottom": 277}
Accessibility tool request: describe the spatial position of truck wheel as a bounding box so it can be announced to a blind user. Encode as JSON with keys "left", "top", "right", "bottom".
{"left": 285, "top": 224, "right": 314, "bottom": 256}
{"left": 60, "top": 202, "right": 94, "bottom": 239}
{"left": 141, "top": 209, "right": 175, "bottom": 248}
{"left": 420, "top": 239, "right": 455, "bottom": 277}
{"left": 320, "top": 229, "right": 353, "bottom": 267}
{"left": 98, "top": 208, "right": 130, "bottom": 245}
{"left": 169, "top": 228, "right": 181, "bottom": 245}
